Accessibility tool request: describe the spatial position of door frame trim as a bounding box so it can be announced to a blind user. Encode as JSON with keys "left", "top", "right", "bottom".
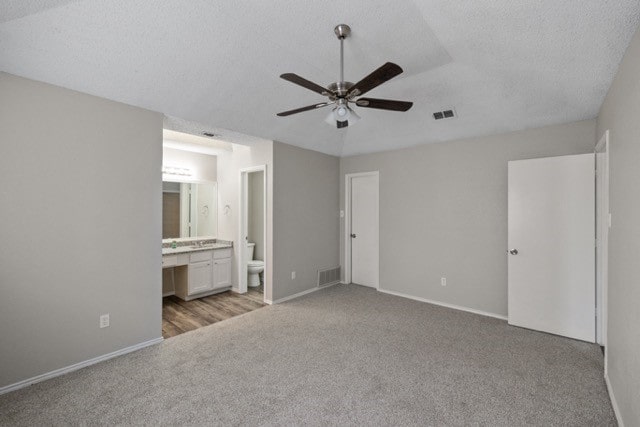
{"left": 595, "top": 130, "right": 610, "bottom": 351}
{"left": 344, "top": 171, "right": 379, "bottom": 289}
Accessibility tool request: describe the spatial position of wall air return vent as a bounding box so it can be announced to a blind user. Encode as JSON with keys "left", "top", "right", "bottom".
{"left": 317, "top": 266, "right": 341, "bottom": 287}
{"left": 433, "top": 109, "right": 456, "bottom": 120}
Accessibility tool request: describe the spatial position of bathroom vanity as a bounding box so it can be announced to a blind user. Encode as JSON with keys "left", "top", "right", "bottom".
{"left": 162, "top": 174, "right": 229, "bottom": 300}
{"left": 162, "top": 242, "right": 233, "bottom": 301}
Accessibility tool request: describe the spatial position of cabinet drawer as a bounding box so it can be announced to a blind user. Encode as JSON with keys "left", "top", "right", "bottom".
{"left": 213, "top": 248, "right": 232, "bottom": 259}
{"left": 162, "top": 255, "right": 178, "bottom": 268}
{"left": 190, "top": 250, "right": 212, "bottom": 263}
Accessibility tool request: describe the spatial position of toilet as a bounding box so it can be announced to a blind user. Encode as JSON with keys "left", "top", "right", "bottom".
{"left": 247, "top": 242, "right": 264, "bottom": 288}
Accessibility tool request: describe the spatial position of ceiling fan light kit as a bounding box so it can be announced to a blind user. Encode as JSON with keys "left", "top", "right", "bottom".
{"left": 277, "top": 24, "right": 413, "bottom": 129}
{"left": 334, "top": 99, "right": 350, "bottom": 121}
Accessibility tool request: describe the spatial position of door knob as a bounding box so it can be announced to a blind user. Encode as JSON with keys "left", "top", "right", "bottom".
{"left": 350, "top": 233, "right": 356, "bottom": 238}
{"left": 509, "top": 249, "right": 518, "bottom": 255}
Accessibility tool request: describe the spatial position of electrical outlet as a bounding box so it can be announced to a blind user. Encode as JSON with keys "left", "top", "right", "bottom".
{"left": 441, "top": 277, "right": 447, "bottom": 287}
{"left": 291, "top": 271, "right": 296, "bottom": 280}
{"left": 99, "top": 314, "right": 110, "bottom": 328}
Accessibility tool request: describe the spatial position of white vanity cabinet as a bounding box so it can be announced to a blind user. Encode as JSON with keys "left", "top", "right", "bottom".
{"left": 187, "top": 251, "right": 213, "bottom": 295}
{"left": 213, "top": 248, "right": 232, "bottom": 289}
{"left": 164, "top": 246, "right": 233, "bottom": 301}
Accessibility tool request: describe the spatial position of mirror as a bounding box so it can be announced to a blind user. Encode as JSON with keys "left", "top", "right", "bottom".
{"left": 162, "top": 181, "right": 217, "bottom": 239}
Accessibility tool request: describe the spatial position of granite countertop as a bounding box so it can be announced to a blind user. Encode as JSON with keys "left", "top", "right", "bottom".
{"left": 162, "top": 239, "right": 233, "bottom": 255}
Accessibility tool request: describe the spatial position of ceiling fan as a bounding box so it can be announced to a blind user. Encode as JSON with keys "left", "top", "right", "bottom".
{"left": 276, "top": 24, "right": 413, "bottom": 128}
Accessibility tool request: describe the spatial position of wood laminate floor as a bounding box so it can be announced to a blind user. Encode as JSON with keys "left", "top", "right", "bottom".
{"left": 162, "top": 285, "right": 265, "bottom": 339}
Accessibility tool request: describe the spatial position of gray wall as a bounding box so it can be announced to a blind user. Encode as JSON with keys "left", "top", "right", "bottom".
{"left": 340, "top": 120, "right": 595, "bottom": 317}
{"left": 248, "top": 171, "right": 265, "bottom": 261}
{"left": 0, "top": 73, "right": 163, "bottom": 388}
{"left": 273, "top": 142, "right": 340, "bottom": 301}
{"left": 597, "top": 24, "right": 640, "bottom": 425}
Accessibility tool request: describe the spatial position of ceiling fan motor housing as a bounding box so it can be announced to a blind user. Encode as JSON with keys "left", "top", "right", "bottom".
{"left": 327, "top": 81, "right": 354, "bottom": 99}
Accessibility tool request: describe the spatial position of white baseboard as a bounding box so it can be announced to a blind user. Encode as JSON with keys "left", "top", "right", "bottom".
{"left": 269, "top": 282, "right": 340, "bottom": 305}
{"left": 271, "top": 286, "right": 319, "bottom": 304}
{"left": 0, "top": 337, "right": 163, "bottom": 396}
{"left": 378, "top": 288, "right": 508, "bottom": 321}
{"left": 605, "top": 373, "right": 624, "bottom": 427}
{"left": 320, "top": 280, "right": 341, "bottom": 288}
{"left": 162, "top": 291, "right": 175, "bottom": 297}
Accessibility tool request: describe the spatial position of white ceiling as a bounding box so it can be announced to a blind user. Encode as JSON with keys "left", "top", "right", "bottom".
{"left": 1, "top": 1, "right": 639, "bottom": 156}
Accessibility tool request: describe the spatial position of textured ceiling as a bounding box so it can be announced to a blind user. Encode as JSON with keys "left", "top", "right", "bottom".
{"left": 1, "top": 1, "right": 639, "bottom": 156}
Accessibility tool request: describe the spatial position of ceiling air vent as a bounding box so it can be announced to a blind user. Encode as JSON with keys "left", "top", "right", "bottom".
{"left": 433, "top": 109, "right": 456, "bottom": 120}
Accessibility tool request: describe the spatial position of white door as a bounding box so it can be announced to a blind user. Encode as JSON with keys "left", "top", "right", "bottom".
{"left": 508, "top": 154, "right": 595, "bottom": 342}
{"left": 350, "top": 173, "right": 379, "bottom": 288}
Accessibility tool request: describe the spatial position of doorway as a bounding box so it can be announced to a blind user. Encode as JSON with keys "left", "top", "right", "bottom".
{"left": 344, "top": 171, "right": 379, "bottom": 288}
{"left": 160, "top": 137, "right": 266, "bottom": 339}
{"left": 239, "top": 165, "right": 267, "bottom": 300}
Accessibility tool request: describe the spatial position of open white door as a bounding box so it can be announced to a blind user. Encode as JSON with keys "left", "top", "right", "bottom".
{"left": 508, "top": 154, "right": 595, "bottom": 342}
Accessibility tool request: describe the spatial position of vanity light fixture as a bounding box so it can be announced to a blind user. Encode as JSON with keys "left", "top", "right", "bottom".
{"left": 162, "top": 166, "right": 192, "bottom": 177}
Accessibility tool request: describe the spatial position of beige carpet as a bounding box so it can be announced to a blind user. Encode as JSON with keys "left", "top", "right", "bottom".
{"left": 0, "top": 284, "right": 615, "bottom": 425}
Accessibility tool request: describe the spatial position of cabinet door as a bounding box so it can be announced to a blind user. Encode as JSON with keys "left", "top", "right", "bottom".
{"left": 213, "top": 258, "right": 232, "bottom": 289}
{"left": 188, "top": 261, "right": 213, "bottom": 295}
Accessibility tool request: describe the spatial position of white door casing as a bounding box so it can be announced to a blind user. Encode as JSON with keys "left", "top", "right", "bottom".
{"left": 595, "top": 131, "right": 609, "bottom": 347}
{"left": 346, "top": 172, "right": 379, "bottom": 288}
{"left": 238, "top": 165, "right": 267, "bottom": 300}
{"left": 508, "top": 154, "right": 595, "bottom": 342}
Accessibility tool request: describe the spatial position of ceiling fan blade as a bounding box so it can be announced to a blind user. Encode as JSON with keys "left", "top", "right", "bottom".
{"left": 355, "top": 98, "right": 413, "bottom": 112}
{"left": 280, "top": 73, "right": 331, "bottom": 96}
{"left": 347, "top": 62, "right": 404, "bottom": 97}
{"left": 337, "top": 120, "right": 348, "bottom": 129}
{"left": 276, "top": 102, "right": 333, "bottom": 117}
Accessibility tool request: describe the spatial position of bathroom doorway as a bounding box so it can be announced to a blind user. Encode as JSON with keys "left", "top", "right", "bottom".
{"left": 160, "top": 136, "right": 267, "bottom": 339}
{"left": 239, "top": 165, "right": 267, "bottom": 300}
